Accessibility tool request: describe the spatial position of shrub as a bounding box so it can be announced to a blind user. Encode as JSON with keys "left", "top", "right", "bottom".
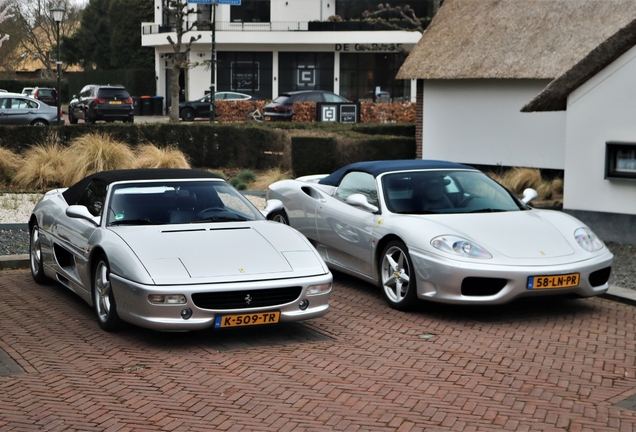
{"left": 236, "top": 170, "right": 256, "bottom": 184}
{"left": 60, "top": 133, "right": 136, "bottom": 186}
{"left": 0, "top": 147, "right": 22, "bottom": 184}
{"left": 133, "top": 144, "right": 190, "bottom": 169}
{"left": 12, "top": 144, "right": 67, "bottom": 189}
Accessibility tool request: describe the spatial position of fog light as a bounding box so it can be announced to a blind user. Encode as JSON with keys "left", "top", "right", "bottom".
{"left": 181, "top": 308, "right": 192, "bottom": 320}
{"left": 299, "top": 299, "right": 309, "bottom": 310}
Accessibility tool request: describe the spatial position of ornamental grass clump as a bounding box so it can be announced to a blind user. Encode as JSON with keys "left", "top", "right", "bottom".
{"left": 249, "top": 167, "right": 293, "bottom": 191}
{"left": 133, "top": 144, "right": 190, "bottom": 169}
{"left": 0, "top": 146, "right": 22, "bottom": 185}
{"left": 12, "top": 144, "right": 67, "bottom": 189}
{"left": 60, "top": 133, "right": 136, "bottom": 186}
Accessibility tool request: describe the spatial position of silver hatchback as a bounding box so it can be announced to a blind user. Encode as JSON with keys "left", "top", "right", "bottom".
{"left": 0, "top": 93, "right": 60, "bottom": 125}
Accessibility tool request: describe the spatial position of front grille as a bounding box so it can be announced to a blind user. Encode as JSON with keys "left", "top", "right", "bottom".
{"left": 192, "top": 287, "right": 302, "bottom": 310}
{"left": 589, "top": 267, "right": 611, "bottom": 287}
{"left": 461, "top": 277, "right": 507, "bottom": 296}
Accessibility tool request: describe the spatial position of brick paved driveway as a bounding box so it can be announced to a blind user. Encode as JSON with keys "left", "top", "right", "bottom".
{"left": 0, "top": 269, "right": 635, "bottom": 431}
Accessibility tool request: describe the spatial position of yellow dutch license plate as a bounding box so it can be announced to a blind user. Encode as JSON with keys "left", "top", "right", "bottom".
{"left": 527, "top": 273, "right": 580, "bottom": 290}
{"left": 110, "top": 101, "right": 122, "bottom": 105}
{"left": 265, "top": 116, "right": 271, "bottom": 121}
{"left": 214, "top": 311, "right": 280, "bottom": 328}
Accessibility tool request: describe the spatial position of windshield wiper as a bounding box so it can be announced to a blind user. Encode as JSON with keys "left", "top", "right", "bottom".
{"left": 192, "top": 215, "right": 249, "bottom": 223}
{"left": 109, "top": 218, "right": 164, "bottom": 226}
{"left": 396, "top": 210, "right": 441, "bottom": 215}
{"left": 467, "top": 208, "right": 508, "bottom": 213}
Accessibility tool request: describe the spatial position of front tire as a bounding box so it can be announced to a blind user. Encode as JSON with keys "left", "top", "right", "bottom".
{"left": 30, "top": 223, "right": 48, "bottom": 284}
{"left": 380, "top": 240, "right": 417, "bottom": 310}
{"left": 31, "top": 119, "right": 48, "bottom": 126}
{"left": 93, "top": 256, "right": 123, "bottom": 331}
{"left": 270, "top": 210, "right": 289, "bottom": 225}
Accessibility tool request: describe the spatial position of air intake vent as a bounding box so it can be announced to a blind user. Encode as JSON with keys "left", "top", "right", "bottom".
{"left": 589, "top": 267, "right": 611, "bottom": 287}
{"left": 192, "top": 287, "right": 302, "bottom": 310}
{"left": 461, "top": 277, "right": 507, "bottom": 296}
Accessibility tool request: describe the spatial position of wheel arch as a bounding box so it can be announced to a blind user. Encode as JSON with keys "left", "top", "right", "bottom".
{"left": 30, "top": 118, "right": 49, "bottom": 125}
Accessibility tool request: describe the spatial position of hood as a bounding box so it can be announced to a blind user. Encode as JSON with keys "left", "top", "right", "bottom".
{"left": 404, "top": 210, "right": 576, "bottom": 260}
{"left": 111, "top": 221, "right": 327, "bottom": 285}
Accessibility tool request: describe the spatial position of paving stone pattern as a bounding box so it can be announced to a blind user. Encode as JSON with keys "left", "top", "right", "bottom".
{"left": 0, "top": 269, "right": 635, "bottom": 431}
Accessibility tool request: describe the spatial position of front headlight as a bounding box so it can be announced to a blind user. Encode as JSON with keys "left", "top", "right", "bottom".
{"left": 574, "top": 227, "right": 604, "bottom": 252}
{"left": 431, "top": 235, "right": 492, "bottom": 259}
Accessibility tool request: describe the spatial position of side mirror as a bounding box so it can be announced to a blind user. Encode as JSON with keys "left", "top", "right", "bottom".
{"left": 261, "top": 199, "right": 284, "bottom": 218}
{"left": 66, "top": 205, "right": 100, "bottom": 226}
{"left": 346, "top": 193, "right": 379, "bottom": 213}
{"left": 72, "top": 95, "right": 76, "bottom": 99}
{"left": 521, "top": 188, "right": 538, "bottom": 204}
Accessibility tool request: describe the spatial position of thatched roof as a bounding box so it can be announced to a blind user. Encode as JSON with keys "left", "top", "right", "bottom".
{"left": 522, "top": 17, "right": 636, "bottom": 111}
{"left": 397, "top": 0, "right": 636, "bottom": 80}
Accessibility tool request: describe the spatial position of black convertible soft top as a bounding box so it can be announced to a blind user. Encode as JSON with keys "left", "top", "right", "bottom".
{"left": 62, "top": 169, "right": 222, "bottom": 205}
{"left": 317, "top": 159, "right": 475, "bottom": 187}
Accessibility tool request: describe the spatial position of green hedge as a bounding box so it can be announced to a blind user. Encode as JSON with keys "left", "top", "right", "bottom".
{"left": 291, "top": 135, "right": 415, "bottom": 177}
{"left": 0, "top": 123, "right": 415, "bottom": 174}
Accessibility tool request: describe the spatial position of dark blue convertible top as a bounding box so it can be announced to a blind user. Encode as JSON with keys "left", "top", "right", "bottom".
{"left": 318, "top": 160, "right": 475, "bottom": 186}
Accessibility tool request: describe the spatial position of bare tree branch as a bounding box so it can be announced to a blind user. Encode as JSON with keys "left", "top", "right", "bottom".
{"left": 0, "top": 0, "right": 14, "bottom": 48}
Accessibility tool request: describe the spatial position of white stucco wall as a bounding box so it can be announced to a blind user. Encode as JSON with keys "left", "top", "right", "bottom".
{"left": 422, "top": 79, "right": 566, "bottom": 170}
{"left": 563, "top": 45, "right": 636, "bottom": 215}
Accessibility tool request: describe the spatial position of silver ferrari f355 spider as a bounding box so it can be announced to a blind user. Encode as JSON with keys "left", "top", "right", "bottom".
{"left": 28, "top": 169, "right": 332, "bottom": 331}
{"left": 265, "top": 160, "right": 613, "bottom": 309}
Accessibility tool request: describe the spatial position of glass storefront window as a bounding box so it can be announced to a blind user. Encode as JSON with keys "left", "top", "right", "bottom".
{"left": 217, "top": 52, "right": 273, "bottom": 99}
{"left": 231, "top": 0, "right": 271, "bottom": 23}
{"left": 278, "top": 53, "right": 334, "bottom": 94}
{"left": 339, "top": 52, "right": 410, "bottom": 102}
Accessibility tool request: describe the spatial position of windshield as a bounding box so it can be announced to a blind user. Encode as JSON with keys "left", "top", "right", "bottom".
{"left": 381, "top": 170, "right": 527, "bottom": 215}
{"left": 106, "top": 180, "right": 264, "bottom": 226}
{"left": 97, "top": 88, "right": 131, "bottom": 99}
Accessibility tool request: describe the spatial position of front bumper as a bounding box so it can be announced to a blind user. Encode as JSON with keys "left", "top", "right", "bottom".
{"left": 409, "top": 248, "right": 614, "bottom": 305}
{"left": 110, "top": 273, "right": 332, "bottom": 331}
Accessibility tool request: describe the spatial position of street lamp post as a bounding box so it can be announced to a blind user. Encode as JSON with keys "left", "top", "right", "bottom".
{"left": 209, "top": 0, "right": 216, "bottom": 123}
{"left": 50, "top": 5, "right": 65, "bottom": 127}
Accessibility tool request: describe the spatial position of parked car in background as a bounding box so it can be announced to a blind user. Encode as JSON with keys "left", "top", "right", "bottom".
{"left": 31, "top": 87, "right": 58, "bottom": 106}
{"left": 21, "top": 87, "right": 35, "bottom": 96}
{"left": 28, "top": 169, "right": 332, "bottom": 332}
{"left": 179, "top": 92, "right": 261, "bottom": 121}
{"left": 0, "top": 92, "right": 61, "bottom": 125}
{"left": 68, "top": 84, "right": 134, "bottom": 124}
{"left": 263, "top": 90, "right": 349, "bottom": 121}
{"left": 266, "top": 160, "right": 613, "bottom": 309}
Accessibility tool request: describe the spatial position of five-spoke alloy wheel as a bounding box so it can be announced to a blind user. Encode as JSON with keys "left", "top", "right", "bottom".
{"left": 93, "top": 256, "right": 123, "bottom": 331}
{"left": 380, "top": 240, "right": 417, "bottom": 310}
{"left": 29, "top": 223, "right": 48, "bottom": 284}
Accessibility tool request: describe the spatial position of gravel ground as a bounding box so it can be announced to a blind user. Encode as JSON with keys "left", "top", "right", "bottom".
{"left": 1, "top": 193, "right": 633, "bottom": 290}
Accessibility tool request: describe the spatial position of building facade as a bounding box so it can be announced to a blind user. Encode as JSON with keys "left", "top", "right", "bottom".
{"left": 141, "top": 0, "right": 425, "bottom": 112}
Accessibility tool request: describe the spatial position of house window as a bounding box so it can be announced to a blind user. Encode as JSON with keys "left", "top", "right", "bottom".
{"left": 605, "top": 142, "right": 636, "bottom": 180}
{"left": 230, "top": 0, "right": 270, "bottom": 23}
{"left": 339, "top": 53, "right": 410, "bottom": 102}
